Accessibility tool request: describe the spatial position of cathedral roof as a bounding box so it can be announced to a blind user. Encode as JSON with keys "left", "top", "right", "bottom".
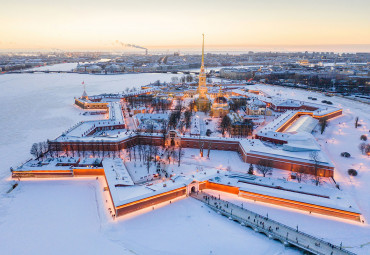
{"left": 214, "top": 96, "right": 227, "bottom": 104}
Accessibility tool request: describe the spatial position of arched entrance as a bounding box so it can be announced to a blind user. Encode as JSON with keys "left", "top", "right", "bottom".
{"left": 166, "top": 130, "right": 181, "bottom": 147}
{"left": 187, "top": 180, "right": 199, "bottom": 194}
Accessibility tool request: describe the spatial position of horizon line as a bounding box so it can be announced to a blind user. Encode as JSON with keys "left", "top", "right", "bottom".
{"left": 1, "top": 43, "right": 370, "bottom": 53}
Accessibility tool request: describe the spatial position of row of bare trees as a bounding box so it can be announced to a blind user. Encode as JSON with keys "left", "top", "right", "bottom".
{"left": 30, "top": 141, "right": 50, "bottom": 159}
{"left": 65, "top": 140, "right": 120, "bottom": 158}
{"left": 249, "top": 151, "right": 322, "bottom": 186}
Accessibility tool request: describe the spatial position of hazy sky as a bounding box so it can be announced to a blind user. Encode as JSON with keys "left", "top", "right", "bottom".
{"left": 1, "top": 0, "right": 370, "bottom": 52}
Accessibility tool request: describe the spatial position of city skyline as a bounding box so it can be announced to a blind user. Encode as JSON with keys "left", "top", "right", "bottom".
{"left": 1, "top": 0, "right": 370, "bottom": 52}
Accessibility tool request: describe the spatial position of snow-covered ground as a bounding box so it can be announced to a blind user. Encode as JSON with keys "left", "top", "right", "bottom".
{"left": 1, "top": 72, "right": 300, "bottom": 255}
{"left": 0, "top": 179, "right": 127, "bottom": 255}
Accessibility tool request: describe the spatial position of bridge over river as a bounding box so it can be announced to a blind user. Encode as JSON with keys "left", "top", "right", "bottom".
{"left": 191, "top": 192, "right": 356, "bottom": 255}
{"left": 5, "top": 70, "right": 200, "bottom": 75}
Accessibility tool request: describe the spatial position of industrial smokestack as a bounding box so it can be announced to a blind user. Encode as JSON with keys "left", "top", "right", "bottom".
{"left": 115, "top": 40, "right": 148, "bottom": 54}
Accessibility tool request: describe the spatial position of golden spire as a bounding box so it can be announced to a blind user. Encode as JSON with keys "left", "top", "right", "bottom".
{"left": 201, "top": 33, "right": 205, "bottom": 70}
{"left": 198, "top": 33, "right": 207, "bottom": 97}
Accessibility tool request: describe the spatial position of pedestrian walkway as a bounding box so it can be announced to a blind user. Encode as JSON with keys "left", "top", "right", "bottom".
{"left": 191, "top": 192, "right": 356, "bottom": 255}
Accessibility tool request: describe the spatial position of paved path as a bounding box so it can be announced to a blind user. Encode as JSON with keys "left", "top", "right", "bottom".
{"left": 192, "top": 192, "right": 356, "bottom": 255}
{"left": 121, "top": 100, "right": 137, "bottom": 131}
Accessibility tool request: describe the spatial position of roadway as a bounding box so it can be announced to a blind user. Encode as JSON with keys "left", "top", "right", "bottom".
{"left": 121, "top": 100, "right": 137, "bottom": 131}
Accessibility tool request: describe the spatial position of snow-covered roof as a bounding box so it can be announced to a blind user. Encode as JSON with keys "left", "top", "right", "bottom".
{"left": 285, "top": 115, "right": 319, "bottom": 134}
{"left": 274, "top": 99, "right": 301, "bottom": 107}
{"left": 240, "top": 139, "right": 333, "bottom": 167}
{"left": 15, "top": 157, "right": 79, "bottom": 171}
{"left": 103, "top": 158, "right": 134, "bottom": 187}
{"left": 108, "top": 175, "right": 191, "bottom": 207}
{"left": 283, "top": 132, "right": 321, "bottom": 152}
{"left": 211, "top": 173, "right": 360, "bottom": 213}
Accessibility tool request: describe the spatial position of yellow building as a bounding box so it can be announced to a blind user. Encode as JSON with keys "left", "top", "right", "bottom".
{"left": 75, "top": 88, "right": 108, "bottom": 110}
{"left": 211, "top": 87, "right": 229, "bottom": 117}
{"left": 246, "top": 98, "right": 272, "bottom": 116}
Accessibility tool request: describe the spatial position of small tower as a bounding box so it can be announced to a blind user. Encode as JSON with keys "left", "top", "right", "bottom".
{"left": 217, "top": 85, "right": 223, "bottom": 98}
{"left": 81, "top": 82, "right": 88, "bottom": 100}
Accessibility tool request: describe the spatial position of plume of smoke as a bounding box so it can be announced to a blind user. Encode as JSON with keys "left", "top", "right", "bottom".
{"left": 115, "top": 40, "right": 147, "bottom": 50}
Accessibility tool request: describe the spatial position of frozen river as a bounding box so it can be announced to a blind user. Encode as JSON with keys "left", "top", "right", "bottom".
{"left": 0, "top": 69, "right": 181, "bottom": 177}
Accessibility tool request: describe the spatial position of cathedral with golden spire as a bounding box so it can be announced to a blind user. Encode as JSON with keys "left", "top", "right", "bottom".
{"left": 194, "top": 34, "right": 211, "bottom": 112}
{"left": 211, "top": 85, "right": 229, "bottom": 117}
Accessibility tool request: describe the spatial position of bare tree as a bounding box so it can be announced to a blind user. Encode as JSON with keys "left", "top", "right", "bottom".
{"left": 55, "top": 142, "right": 61, "bottom": 157}
{"left": 47, "top": 140, "right": 54, "bottom": 158}
{"left": 256, "top": 159, "right": 273, "bottom": 177}
{"left": 76, "top": 141, "right": 81, "bottom": 157}
{"left": 153, "top": 146, "right": 159, "bottom": 164}
{"left": 184, "top": 110, "right": 192, "bottom": 130}
{"left": 319, "top": 118, "right": 328, "bottom": 134}
{"left": 134, "top": 146, "right": 138, "bottom": 161}
{"left": 199, "top": 140, "right": 204, "bottom": 157}
{"left": 70, "top": 143, "right": 75, "bottom": 157}
{"left": 91, "top": 142, "right": 96, "bottom": 157}
{"left": 161, "top": 120, "right": 168, "bottom": 146}
{"left": 207, "top": 142, "right": 211, "bottom": 158}
{"left": 359, "top": 142, "right": 367, "bottom": 155}
{"left": 37, "top": 142, "right": 45, "bottom": 159}
{"left": 42, "top": 141, "right": 48, "bottom": 157}
{"left": 295, "top": 167, "right": 307, "bottom": 183}
{"left": 82, "top": 143, "right": 86, "bottom": 157}
{"left": 127, "top": 146, "right": 132, "bottom": 161}
{"left": 309, "top": 151, "right": 321, "bottom": 186}
{"left": 177, "top": 145, "right": 184, "bottom": 166}
{"left": 138, "top": 143, "right": 143, "bottom": 162}
{"left": 101, "top": 140, "right": 105, "bottom": 157}
{"left": 220, "top": 115, "right": 231, "bottom": 136}
{"left": 145, "top": 149, "right": 151, "bottom": 174}
{"left": 248, "top": 164, "right": 254, "bottom": 175}
{"left": 30, "top": 143, "right": 39, "bottom": 158}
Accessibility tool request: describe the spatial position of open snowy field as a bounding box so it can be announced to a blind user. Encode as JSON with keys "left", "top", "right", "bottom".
{"left": 0, "top": 179, "right": 300, "bottom": 255}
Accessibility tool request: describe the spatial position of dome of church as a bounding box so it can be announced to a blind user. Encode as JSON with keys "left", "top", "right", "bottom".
{"left": 214, "top": 96, "right": 227, "bottom": 104}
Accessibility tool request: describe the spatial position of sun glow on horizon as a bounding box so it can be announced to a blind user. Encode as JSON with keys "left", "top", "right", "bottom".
{"left": 1, "top": 0, "right": 370, "bottom": 52}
